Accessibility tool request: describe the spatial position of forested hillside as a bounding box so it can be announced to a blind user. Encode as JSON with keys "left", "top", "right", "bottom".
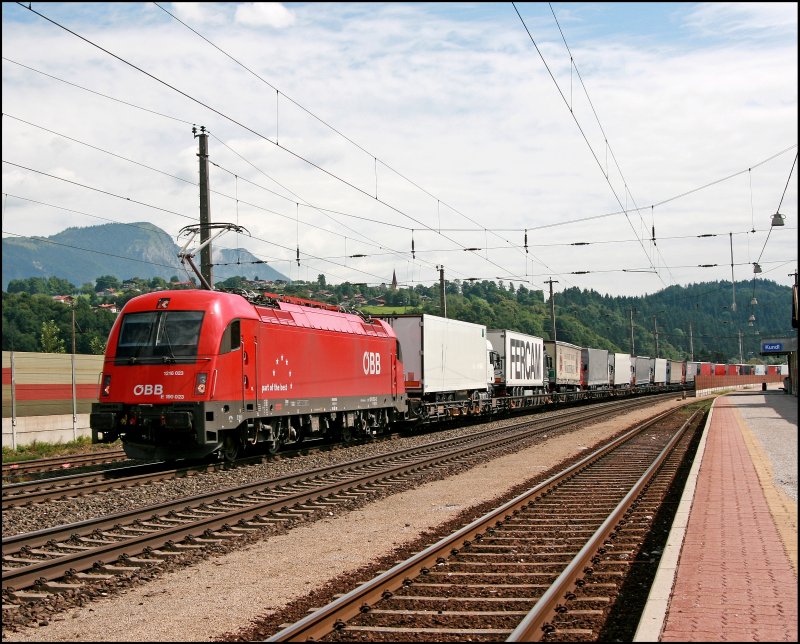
{"left": 2, "top": 275, "right": 793, "bottom": 363}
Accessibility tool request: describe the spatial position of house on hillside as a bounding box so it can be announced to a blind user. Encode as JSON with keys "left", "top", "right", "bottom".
{"left": 52, "top": 295, "right": 75, "bottom": 305}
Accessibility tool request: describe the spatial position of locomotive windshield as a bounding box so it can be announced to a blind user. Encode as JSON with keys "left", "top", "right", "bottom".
{"left": 116, "top": 310, "right": 204, "bottom": 363}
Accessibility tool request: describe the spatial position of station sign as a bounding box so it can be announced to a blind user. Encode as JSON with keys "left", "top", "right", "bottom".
{"left": 760, "top": 336, "right": 797, "bottom": 354}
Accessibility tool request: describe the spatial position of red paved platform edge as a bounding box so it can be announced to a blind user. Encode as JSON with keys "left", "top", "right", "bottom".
{"left": 634, "top": 394, "right": 798, "bottom": 642}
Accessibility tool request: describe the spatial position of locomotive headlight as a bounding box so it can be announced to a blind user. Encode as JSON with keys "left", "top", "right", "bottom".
{"left": 101, "top": 374, "right": 112, "bottom": 397}
{"left": 194, "top": 372, "right": 208, "bottom": 396}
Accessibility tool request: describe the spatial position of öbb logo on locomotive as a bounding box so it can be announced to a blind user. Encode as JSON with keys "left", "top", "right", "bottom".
{"left": 133, "top": 384, "right": 163, "bottom": 396}
{"left": 363, "top": 351, "right": 381, "bottom": 375}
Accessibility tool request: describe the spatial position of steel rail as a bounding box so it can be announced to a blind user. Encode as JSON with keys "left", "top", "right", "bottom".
{"left": 2, "top": 449, "right": 128, "bottom": 477}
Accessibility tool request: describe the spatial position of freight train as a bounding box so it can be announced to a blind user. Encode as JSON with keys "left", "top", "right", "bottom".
{"left": 90, "top": 288, "right": 697, "bottom": 462}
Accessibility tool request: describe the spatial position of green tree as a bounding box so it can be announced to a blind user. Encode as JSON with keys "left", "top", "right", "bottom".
{"left": 89, "top": 335, "right": 107, "bottom": 355}
{"left": 6, "top": 276, "right": 76, "bottom": 295}
{"left": 40, "top": 320, "right": 66, "bottom": 353}
{"left": 215, "top": 276, "right": 248, "bottom": 290}
{"left": 95, "top": 275, "right": 121, "bottom": 292}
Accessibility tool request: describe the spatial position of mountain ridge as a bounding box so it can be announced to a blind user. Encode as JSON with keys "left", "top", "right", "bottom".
{"left": 2, "top": 222, "right": 289, "bottom": 289}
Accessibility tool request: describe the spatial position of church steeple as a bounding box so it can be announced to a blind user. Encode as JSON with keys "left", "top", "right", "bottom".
{"left": 391, "top": 270, "right": 397, "bottom": 290}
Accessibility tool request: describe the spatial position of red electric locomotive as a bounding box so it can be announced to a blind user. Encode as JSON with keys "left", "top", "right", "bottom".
{"left": 91, "top": 290, "right": 407, "bottom": 461}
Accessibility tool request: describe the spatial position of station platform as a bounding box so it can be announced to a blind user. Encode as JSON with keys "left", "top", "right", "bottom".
{"left": 635, "top": 387, "right": 798, "bottom": 642}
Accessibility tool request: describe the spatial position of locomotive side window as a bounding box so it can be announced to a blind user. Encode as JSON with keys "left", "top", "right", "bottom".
{"left": 219, "top": 320, "right": 241, "bottom": 354}
{"left": 116, "top": 310, "right": 204, "bottom": 362}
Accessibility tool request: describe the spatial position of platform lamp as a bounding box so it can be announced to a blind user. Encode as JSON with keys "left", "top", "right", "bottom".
{"left": 750, "top": 263, "right": 762, "bottom": 306}
{"left": 771, "top": 211, "right": 785, "bottom": 226}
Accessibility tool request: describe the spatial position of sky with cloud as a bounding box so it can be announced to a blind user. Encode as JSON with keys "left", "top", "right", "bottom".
{"left": 2, "top": 2, "right": 797, "bottom": 298}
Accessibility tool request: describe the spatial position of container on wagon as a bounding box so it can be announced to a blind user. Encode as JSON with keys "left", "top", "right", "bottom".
{"left": 651, "top": 358, "right": 667, "bottom": 385}
{"left": 608, "top": 353, "right": 634, "bottom": 388}
{"left": 581, "top": 348, "right": 609, "bottom": 389}
{"left": 686, "top": 361, "right": 711, "bottom": 382}
{"left": 380, "top": 314, "right": 492, "bottom": 396}
{"left": 634, "top": 356, "right": 652, "bottom": 386}
{"left": 666, "top": 359, "right": 685, "bottom": 384}
{"left": 487, "top": 329, "right": 546, "bottom": 395}
{"left": 544, "top": 340, "right": 583, "bottom": 391}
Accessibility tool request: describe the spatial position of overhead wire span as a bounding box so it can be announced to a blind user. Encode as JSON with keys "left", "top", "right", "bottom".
{"left": 4, "top": 50, "right": 794, "bottom": 281}
{"left": 153, "top": 1, "right": 563, "bottom": 281}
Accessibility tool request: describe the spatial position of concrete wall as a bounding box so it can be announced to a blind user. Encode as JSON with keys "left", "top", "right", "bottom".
{"left": 2, "top": 414, "right": 91, "bottom": 450}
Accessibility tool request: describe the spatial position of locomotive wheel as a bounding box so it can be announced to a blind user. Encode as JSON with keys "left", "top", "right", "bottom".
{"left": 340, "top": 426, "right": 353, "bottom": 444}
{"left": 266, "top": 437, "right": 282, "bottom": 455}
{"left": 221, "top": 432, "right": 241, "bottom": 463}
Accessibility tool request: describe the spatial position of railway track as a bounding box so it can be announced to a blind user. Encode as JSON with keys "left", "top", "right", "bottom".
{"left": 2, "top": 396, "right": 668, "bottom": 603}
{"left": 265, "top": 405, "right": 703, "bottom": 642}
{"left": 1, "top": 449, "right": 129, "bottom": 480}
{"left": 1, "top": 396, "right": 666, "bottom": 511}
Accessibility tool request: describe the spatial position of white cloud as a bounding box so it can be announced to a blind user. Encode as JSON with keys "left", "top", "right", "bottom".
{"left": 168, "top": 2, "right": 228, "bottom": 26}
{"left": 235, "top": 3, "right": 295, "bottom": 29}
{"left": 684, "top": 2, "right": 798, "bottom": 38}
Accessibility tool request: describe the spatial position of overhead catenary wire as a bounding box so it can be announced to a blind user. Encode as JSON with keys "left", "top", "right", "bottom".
{"left": 513, "top": 2, "right": 664, "bottom": 285}
{"left": 3, "top": 51, "right": 794, "bottom": 278}
{"left": 3, "top": 88, "right": 444, "bottom": 281}
{"left": 153, "top": 2, "right": 562, "bottom": 280}
{"left": 756, "top": 151, "right": 797, "bottom": 265}
{"left": 546, "top": 2, "right": 671, "bottom": 282}
{"left": 14, "top": 2, "right": 531, "bottom": 287}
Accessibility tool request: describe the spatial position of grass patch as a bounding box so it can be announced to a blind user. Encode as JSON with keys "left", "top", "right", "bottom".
{"left": 2, "top": 436, "right": 122, "bottom": 463}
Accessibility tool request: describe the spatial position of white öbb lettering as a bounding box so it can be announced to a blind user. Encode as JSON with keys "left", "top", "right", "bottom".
{"left": 133, "top": 384, "right": 163, "bottom": 396}
{"left": 362, "top": 351, "right": 381, "bottom": 375}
